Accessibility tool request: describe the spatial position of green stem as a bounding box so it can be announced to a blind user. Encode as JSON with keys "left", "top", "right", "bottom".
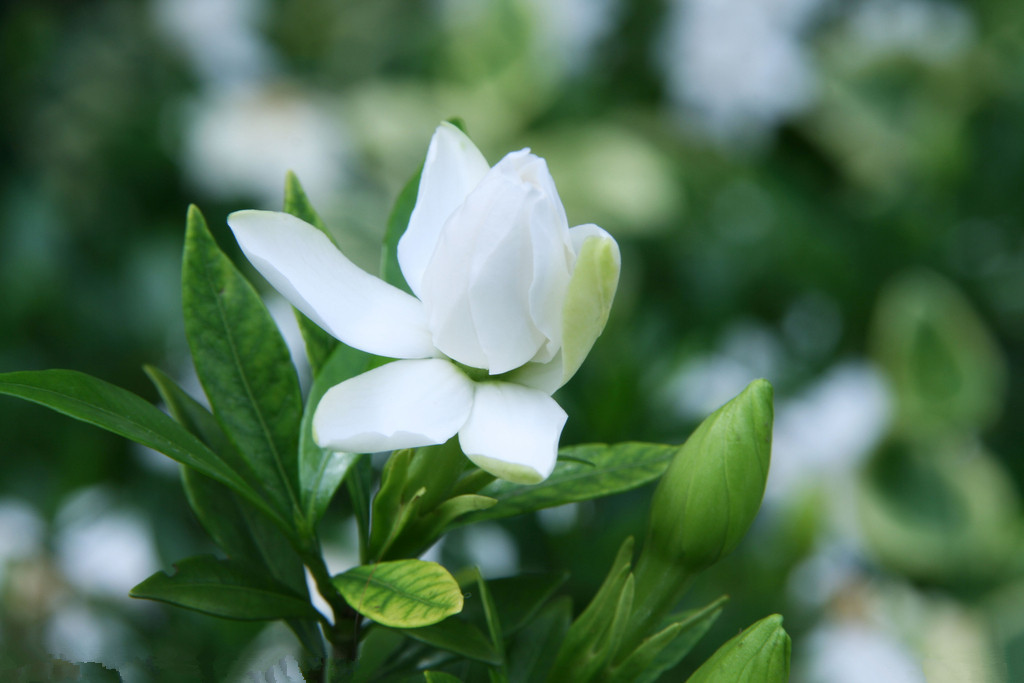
{"left": 301, "top": 538, "right": 363, "bottom": 674}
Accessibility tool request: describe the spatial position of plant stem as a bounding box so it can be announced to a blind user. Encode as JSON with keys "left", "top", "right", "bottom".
{"left": 300, "top": 538, "right": 363, "bottom": 672}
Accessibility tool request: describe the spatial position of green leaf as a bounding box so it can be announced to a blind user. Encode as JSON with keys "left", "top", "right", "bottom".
{"left": 0, "top": 369, "right": 269, "bottom": 520}
{"left": 283, "top": 172, "right": 339, "bottom": 373}
{"left": 348, "top": 454, "right": 373, "bottom": 563}
{"left": 333, "top": 559, "right": 464, "bottom": 628}
{"left": 685, "top": 614, "right": 791, "bottom": 683}
{"left": 475, "top": 568, "right": 505, "bottom": 663}
{"left": 283, "top": 170, "right": 329, "bottom": 234}
{"left": 612, "top": 596, "right": 727, "bottom": 683}
{"left": 296, "top": 313, "right": 338, "bottom": 378}
{"left": 548, "top": 537, "right": 635, "bottom": 682}
{"left": 507, "top": 596, "right": 571, "bottom": 683}
{"left": 131, "top": 555, "right": 319, "bottom": 621}
{"left": 298, "top": 342, "right": 371, "bottom": 526}
{"left": 369, "top": 449, "right": 418, "bottom": 560}
{"left": 460, "top": 573, "right": 569, "bottom": 638}
{"left": 425, "top": 672, "right": 464, "bottom": 683}
{"left": 380, "top": 168, "right": 421, "bottom": 293}
{"left": 182, "top": 205, "right": 303, "bottom": 521}
{"left": 461, "top": 443, "right": 675, "bottom": 524}
{"left": 400, "top": 617, "right": 502, "bottom": 665}
{"left": 145, "top": 366, "right": 322, "bottom": 655}
{"left": 352, "top": 627, "right": 406, "bottom": 683}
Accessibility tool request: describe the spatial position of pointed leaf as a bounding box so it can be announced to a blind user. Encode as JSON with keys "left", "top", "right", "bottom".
{"left": 400, "top": 617, "right": 502, "bottom": 665}
{"left": 508, "top": 597, "right": 571, "bottom": 683}
{"left": 0, "top": 369, "right": 271, "bottom": 521}
{"left": 131, "top": 555, "right": 319, "bottom": 621}
{"left": 381, "top": 168, "right": 421, "bottom": 293}
{"left": 299, "top": 342, "right": 372, "bottom": 525}
{"left": 333, "top": 559, "right": 463, "bottom": 628}
{"left": 283, "top": 170, "right": 329, "bottom": 234}
{"left": 369, "top": 449, "right": 416, "bottom": 561}
{"left": 461, "top": 443, "right": 674, "bottom": 524}
{"left": 425, "top": 672, "right": 464, "bottom": 683}
{"left": 474, "top": 568, "right": 505, "bottom": 662}
{"left": 182, "top": 205, "right": 303, "bottom": 520}
{"left": 548, "top": 537, "right": 635, "bottom": 681}
{"left": 614, "top": 596, "right": 727, "bottom": 683}
{"left": 483, "top": 573, "right": 569, "bottom": 637}
{"left": 348, "top": 454, "right": 373, "bottom": 563}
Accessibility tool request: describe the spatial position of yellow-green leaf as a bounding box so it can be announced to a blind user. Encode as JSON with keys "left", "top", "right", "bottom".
{"left": 333, "top": 559, "right": 463, "bottom": 628}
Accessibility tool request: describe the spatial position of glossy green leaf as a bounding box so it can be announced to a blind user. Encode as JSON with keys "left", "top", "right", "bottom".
{"left": 283, "top": 170, "right": 329, "bottom": 234}
{"left": 131, "top": 555, "right": 319, "bottom": 621}
{"left": 380, "top": 168, "right": 421, "bottom": 293}
{"left": 424, "top": 672, "right": 464, "bottom": 683}
{"left": 493, "top": 573, "right": 568, "bottom": 637}
{"left": 298, "top": 342, "right": 371, "bottom": 526}
{"left": 334, "top": 559, "right": 464, "bottom": 628}
{"left": 507, "top": 597, "right": 571, "bottom": 683}
{"left": 182, "top": 205, "right": 303, "bottom": 520}
{"left": 461, "top": 443, "right": 674, "bottom": 524}
{"left": 0, "top": 369, "right": 269, "bottom": 521}
{"left": 613, "top": 596, "right": 727, "bottom": 683}
{"left": 548, "top": 537, "right": 635, "bottom": 682}
{"left": 686, "top": 614, "right": 791, "bottom": 683}
{"left": 146, "top": 366, "right": 323, "bottom": 654}
{"left": 369, "top": 449, "right": 417, "bottom": 561}
{"left": 283, "top": 171, "right": 338, "bottom": 373}
{"left": 401, "top": 617, "right": 502, "bottom": 665}
{"left": 474, "top": 568, "right": 505, "bottom": 663}
{"left": 352, "top": 627, "right": 406, "bottom": 683}
{"left": 348, "top": 454, "right": 373, "bottom": 563}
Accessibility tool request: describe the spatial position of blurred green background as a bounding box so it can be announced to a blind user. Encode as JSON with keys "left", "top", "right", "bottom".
{"left": 2, "top": 0, "right": 1024, "bottom": 680}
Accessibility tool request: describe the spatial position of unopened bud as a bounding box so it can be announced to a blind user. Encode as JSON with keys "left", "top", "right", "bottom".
{"left": 646, "top": 378, "right": 773, "bottom": 573}
{"left": 687, "top": 614, "right": 790, "bottom": 683}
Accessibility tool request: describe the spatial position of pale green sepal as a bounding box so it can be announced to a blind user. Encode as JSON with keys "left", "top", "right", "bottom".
{"left": 686, "top": 614, "right": 791, "bottom": 683}
{"left": 559, "top": 234, "right": 621, "bottom": 386}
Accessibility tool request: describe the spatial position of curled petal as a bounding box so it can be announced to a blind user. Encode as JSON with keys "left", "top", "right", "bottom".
{"left": 228, "top": 210, "right": 435, "bottom": 359}
{"left": 399, "top": 122, "right": 490, "bottom": 298}
{"left": 458, "top": 382, "right": 567, "bottom": 484}
{"left": 313, "top": 359, "right": 475, "bottom": 453}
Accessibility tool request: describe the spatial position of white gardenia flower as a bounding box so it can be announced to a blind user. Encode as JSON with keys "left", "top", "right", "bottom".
{"left": 228, "top": 122, "right": 620, "bottom": 483}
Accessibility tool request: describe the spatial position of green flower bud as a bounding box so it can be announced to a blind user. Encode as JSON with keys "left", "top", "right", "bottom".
{"left": 686, "top": 614, "right": 791, "bottom": 683}
{"left": 647, "top": 378, "right": 773, "bottom": 573}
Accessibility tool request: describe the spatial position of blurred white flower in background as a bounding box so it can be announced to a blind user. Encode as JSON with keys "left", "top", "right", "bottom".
{"left": 54, "top": 487, "right": 159, "bottom": 600}
{"left": 766, "top": 361, "right": 891, "bottom": 503}
{"left": 658, "top": 0, "right": 825, "bottom": 144}
{"left": 845, "top": 0, "right": 974, "bottom": 64}
{"left": 524, "top": 0, "right": 619, "bottom": 76}
{"left": 802, "top": 620, "right": 926, "bottom": 683}
{"left": 182, "top": 87, "right": 350, "bottom": 207}
{"left": 0, "top": 498, "right": 44, "bottom": 588}
{"left": 153, "top": 0, "right": 274, "bottom": 87}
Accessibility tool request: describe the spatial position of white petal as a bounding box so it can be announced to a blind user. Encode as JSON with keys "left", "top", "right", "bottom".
{"left": 458, "top": 382, "right": 567, "bottom": 484}
{"left": 399, "top": 122, "right": 490, "bottom": 298}
{"left": 422, "top": 170, "right": 546, "bottom": 372}
{"left": 313, "top": 359, "right": 474, "bottom": 453}
{"left": 228, "top": 210, "right": 435, "bottom": 359}
{"left": 507, "top": 355, "right": 565, "bottom": 395}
